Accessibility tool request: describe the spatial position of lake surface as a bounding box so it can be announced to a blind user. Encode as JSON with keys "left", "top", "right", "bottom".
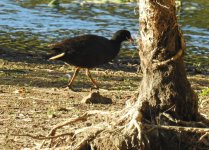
{"left": 0, "top": 0, "right": 209, "bottom": 67}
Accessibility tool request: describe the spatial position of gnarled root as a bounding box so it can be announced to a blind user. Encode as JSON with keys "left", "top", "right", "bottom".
{"left": 33, "top": 100, "right": 144, "bottom": 149}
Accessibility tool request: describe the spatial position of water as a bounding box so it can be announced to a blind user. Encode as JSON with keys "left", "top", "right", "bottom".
{"left": 180, "top": 0, "right": 209, "bottom": 67}
{"left": 0, "top": 0, "right": 208, "bottom": 67}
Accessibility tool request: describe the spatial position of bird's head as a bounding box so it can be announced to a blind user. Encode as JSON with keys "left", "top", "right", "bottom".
{"left": 112, "top": 30, "right": 134, "bottom": 43}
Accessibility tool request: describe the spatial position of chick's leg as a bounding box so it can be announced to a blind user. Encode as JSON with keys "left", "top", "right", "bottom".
{"left": 68, "top": 67, "right": 80, "bottom": 88}
{"left": 86, "top": 69, "right": 99, "bottom": 89}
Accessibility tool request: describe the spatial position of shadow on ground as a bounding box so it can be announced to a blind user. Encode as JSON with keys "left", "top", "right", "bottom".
{"left": 0, "top": 47, "right": 141, "bottom": 90}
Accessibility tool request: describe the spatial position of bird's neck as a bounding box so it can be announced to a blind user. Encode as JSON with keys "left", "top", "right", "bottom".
{"left": 111, "top": 38, "right": 123, "bottom": 47}
{"left": 110, "top": 39, "right": 122, "bottom": 57}
{"left": 111, "top": 36, "right": 124, "bottom": 43}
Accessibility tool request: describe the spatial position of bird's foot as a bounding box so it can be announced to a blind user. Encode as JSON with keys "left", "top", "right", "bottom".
{"left": 67, "top": 85, "right": 81, "bottom": 92}
{"left": 62, "top": 86, "right": 72, "bottom": 91}
{"left": 90, "top": 86, "right": 99, "bottom": 92}
{"left": 67, "top": 85, "right": 75, "bottom": 91}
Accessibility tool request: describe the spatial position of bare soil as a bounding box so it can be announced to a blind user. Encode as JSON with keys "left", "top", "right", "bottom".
{"left": 0, "top": 49, "right": 208, "bottom": 149}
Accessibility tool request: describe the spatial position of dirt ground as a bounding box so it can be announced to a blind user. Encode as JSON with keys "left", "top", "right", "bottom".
{"left": 0, "top": 48, "right": 208, "bottom": 149}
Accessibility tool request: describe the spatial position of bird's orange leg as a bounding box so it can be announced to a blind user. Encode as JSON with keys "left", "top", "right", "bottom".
{"left": 68, "top": 67, "right": 80, "bottom": 88}
{"left": 86, "top": 69, "right": 99, "bottom": 89}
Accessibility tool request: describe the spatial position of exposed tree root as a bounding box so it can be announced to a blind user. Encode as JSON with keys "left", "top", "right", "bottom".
{"left": 13, "top": 98, "right": 209, "bottom": 149}
{"left": 160, "top": 112, "right": 209, "bottom": 128}
{"left": 10, "top": 100, "right": 142, "bottom": 149}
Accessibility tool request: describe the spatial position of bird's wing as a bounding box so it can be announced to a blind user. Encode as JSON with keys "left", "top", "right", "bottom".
{"left": 52, "top": 35, "right": 109, "bottom": 52}
{"left": 68, "top": 35, "right": 113, "bottom": 57}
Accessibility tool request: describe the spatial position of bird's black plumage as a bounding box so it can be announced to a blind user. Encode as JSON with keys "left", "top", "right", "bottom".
{"left": 49, "top": 30, "right": 133, "bottom": 89}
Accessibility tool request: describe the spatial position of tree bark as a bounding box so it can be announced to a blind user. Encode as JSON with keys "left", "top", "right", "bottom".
{"left": 137, "top": 0, "right": 198, "bottom": 121}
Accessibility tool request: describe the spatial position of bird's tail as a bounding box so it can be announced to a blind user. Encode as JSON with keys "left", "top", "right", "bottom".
{"left": 48, "top": 43, "right": 57, "bottom": 48}
{"left": 49, "top": 52, "right": 65, "bottom": 60}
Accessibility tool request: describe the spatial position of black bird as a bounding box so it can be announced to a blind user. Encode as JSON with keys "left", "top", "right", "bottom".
{"left": 49, "top": 30, "right": 133, "bottom": 89}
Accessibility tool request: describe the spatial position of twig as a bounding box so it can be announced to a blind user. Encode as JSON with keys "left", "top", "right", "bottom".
{"left": 152, "top": 48, "right": 183, "bottom": 69}
{"left": 12, "top": 132, "right": 73, "bottom": 140}
{"left": 198, "top": 132, "right": 209, "bottom": 146}
{"left": 48, "top": 113, "right": 88, "bottom": 137}
{"left": 41, "top": 113, "right": 88, "bottom": 148}
{"left": 155, "top": 0, "right": 170, "bottom": 9}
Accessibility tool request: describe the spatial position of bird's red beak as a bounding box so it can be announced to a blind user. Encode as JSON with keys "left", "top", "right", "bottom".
{"left": 128, "top": 37, "right": 134, "bottom": 43}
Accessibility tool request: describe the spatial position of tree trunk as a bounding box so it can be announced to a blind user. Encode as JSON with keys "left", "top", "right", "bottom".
{"left": 138, "top": 0, "right": 198, "bottom": 121}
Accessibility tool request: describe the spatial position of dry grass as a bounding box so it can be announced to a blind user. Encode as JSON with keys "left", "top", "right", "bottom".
{"left": 0, "top": 52, "right": 208, "bottom": 149}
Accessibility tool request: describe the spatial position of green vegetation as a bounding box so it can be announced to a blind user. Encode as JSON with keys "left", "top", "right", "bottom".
{"left": 200, "top": 87, "right": 209, "bottom": 97}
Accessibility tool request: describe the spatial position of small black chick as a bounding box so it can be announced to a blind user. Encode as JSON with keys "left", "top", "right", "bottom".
{"left": 49, "top": 30, "right": 133, "bottom": 89}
